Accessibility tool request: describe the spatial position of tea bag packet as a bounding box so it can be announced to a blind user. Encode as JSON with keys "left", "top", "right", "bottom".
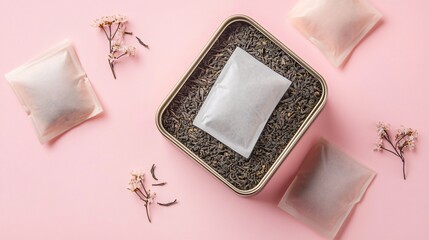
{"left": 278, "top": 140, "right": 376, "bottom": 239}
{"left": 193, "top": 47, "right": 291, "bottom": 158}
{"left": 5, "top": 39, "right": 103, "bottom": 143}
{"left": 288, "top": 0, "right": 382, "bottom": 67}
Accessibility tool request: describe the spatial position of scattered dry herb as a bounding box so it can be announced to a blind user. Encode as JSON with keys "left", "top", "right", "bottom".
{"left": 136, "top": 36, "right": 149, "bottom": 49}
{"left": 150, "top": 164, "right": 158, "bottom": 181}
{"left": 152, "top": 182, "right": 167, "bottom": 186}
{"left": 158, "top": 199, "right": 178, "bottom": 207}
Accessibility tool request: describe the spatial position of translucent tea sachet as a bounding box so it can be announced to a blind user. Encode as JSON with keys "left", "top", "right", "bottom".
{"left": 5, "top": 39, "right": 103, "bottom": 143}
{"left": 289, "top": 0, "right": 382, "bottom": 67}
{"left": 193, "top": 47, "right": 291, "bottom": 158}
{"left": 279, "top": 140, "right": 376, "bottom": 239}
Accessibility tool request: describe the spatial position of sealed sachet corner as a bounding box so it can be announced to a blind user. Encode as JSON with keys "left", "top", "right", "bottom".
{"left": 288, "top": 0, "right": 382, "bottom": 67}
{"left": 193, "top": 47, "right": 291, "bottom": 158}
{"left": 5, "top": 39, "right": 103, "bottom": 144}
{"left": 278, "top": 140, "right": 376, "bottom": 239}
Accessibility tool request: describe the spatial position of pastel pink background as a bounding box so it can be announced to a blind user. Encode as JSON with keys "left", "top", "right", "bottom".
{"left": 1, "top": 0, "right": 428, "bottom": 239}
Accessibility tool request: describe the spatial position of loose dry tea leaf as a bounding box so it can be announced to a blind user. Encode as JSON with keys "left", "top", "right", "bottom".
{"left": 150, "top": 164, "right": 158, "bottom": 181}
{"left": 136, "top": 36, "right": 149, "bottom": 49}
{"left": 161, "top": 22, "right": 323, "bottom": 191}
{"left": 152, "top": 182, "right": 167, "bottom": 186}
{"left": 157, "top": 199, "right": 178, "bottom": 206}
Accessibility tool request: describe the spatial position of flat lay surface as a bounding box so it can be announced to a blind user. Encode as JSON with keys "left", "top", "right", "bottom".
{"left": 0, "top": 0, "right": 428, "bottom": 239}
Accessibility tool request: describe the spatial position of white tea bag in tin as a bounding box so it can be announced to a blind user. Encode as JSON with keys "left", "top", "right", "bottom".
{"left": 289, "top": 0, "right": 382, "bottom": 67}
{"left": 193, "top": 47, "right": 291, "bottom": 158}
{"left": 278, "top": 140, "right": 376, "bottom": 239}
{"left": 5, "top": 39, "right": 103, "bottom": 143}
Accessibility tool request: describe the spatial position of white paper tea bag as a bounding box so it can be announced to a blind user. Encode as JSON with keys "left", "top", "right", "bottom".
{"left": 5, "top": 39, "right": 103, "bottom": 143}
{"left": 278, "top": 140, "right": 376, "bottom": 239}
{"left": 289, "top": 0, "right": 382, "bottom": 67}
{"left": 193, "top": 47, "right": 291, "bottom": 158}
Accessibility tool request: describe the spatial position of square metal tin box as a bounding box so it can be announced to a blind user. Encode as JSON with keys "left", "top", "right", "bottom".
{"left": 156, "top": 15, "right": 327, "bottom": 196}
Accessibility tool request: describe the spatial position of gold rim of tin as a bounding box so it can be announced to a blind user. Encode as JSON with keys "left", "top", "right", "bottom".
{"left": 155, "top": 15, "right": 328, "bottom": 196}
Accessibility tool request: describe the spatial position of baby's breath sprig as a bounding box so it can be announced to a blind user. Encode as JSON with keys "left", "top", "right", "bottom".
{"left": 127, "top": 171, "right": 155, "bottom": 222}
{"left": 127, "top": 166, "right": 177, "bottom": 223}
{"left": 92, "top": 14, "right": 147, "bottom": 79}
{"left": 374, "top": 122, "right": 418, "bottom": 180}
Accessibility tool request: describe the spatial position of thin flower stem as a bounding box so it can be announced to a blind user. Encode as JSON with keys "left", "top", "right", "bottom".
{"left": 135, "top": 189, "right": 152, "bottom": 223}
{"left": 108, "top": 25, "right": 113, "bottom": 54}
{"left": 101, "top": 27, "right": 112, "bottom": 54}
{"left": 108, "top": 60, "right": 116, "bottom": 79}
{"left": 101, "top": 27, "right": 110, "bottom": 40}
{"left": 144, "top": 204, "right": 151, "bottom": 223}
{"left": 136, "top": 188, "right": 147, "bottom": 199}
{"left": 380, "top": 146, "right": 400, "bottom": 157}
{"left": 140, "top": 179, "right": 149, "bottom": 196}
{"left": 382, "top": 131, "right": 407, "bottom": 180}
{"left": 116, "top": 53, "right": 127, "bottom": 59}
{"left": 383, "top": 135, "right": 403, "bottom": 159}
{"left": 397, "top": 152, "right": 406, "bottom": 180}
{"left": 395, "top": 134, "right": 407, "bottom": 149}
{"left": 111, "top": 23, "right": 121, "bottom": 40}
{"left": 383, "top": 129, "right": 391, "bottom": 142}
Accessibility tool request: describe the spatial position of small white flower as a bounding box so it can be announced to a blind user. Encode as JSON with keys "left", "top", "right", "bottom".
{"left": 407, "top": 141, "right": 415, "bottom": 150}
{"left": 373, "top": 139, "right": 383, "bottom": 151}
{"left": 146, "top": 190, "right": 156, "bottom": 204}
{"left": 127, "top": 179, "right": 141, "bottom": 192}
{"left": 131, "top": 170, "right": 144, "bottom": 182}
{"left": 108, "top": 53, "right": 116, "bottom": 62}
{"left": 376, "top": 121, "right": 389, "bottom": 130}
{"left": 104, "top": 15, "right": 115, "bottom": 25}
{"left": 115, "top": 25, "right": 127, "bottom": 39}
{"left": 377, "top": 129, "right": 385, "bottom": 138}
{"left": 376, "top": 121, "right": 389, "bottom": 139}
{"left": 114, "top": 14, "right": 128, "bottom": 24}
{"left": 111, "top": 38, "right": 122, "bottom": 45}
{"left": 91, "top": 18, "right": 104, "bottom": 28}
{"left": 125, "top": 46, "right": 136, "bottom": 56}
{"left": 111, "top": 40, "right": 122, "bottom": 51}
{"left": 409, "top": 129, "right": 418, "bottom": 139}
{"left": 127, "top": 170, "right": 145, "bottom": 192}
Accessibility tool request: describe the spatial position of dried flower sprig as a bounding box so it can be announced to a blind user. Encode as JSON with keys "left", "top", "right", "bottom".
{"left": 127, "top": 171, "right": 155, "bottom": 222}
{"left": 127, "top": 166, "right": 177, "bottom": 223}
{"left": 92, "top": 14, "right": 148, "bottom": 79}
{"left": 374, "top": 122, "right": 418, "bottom": 180}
